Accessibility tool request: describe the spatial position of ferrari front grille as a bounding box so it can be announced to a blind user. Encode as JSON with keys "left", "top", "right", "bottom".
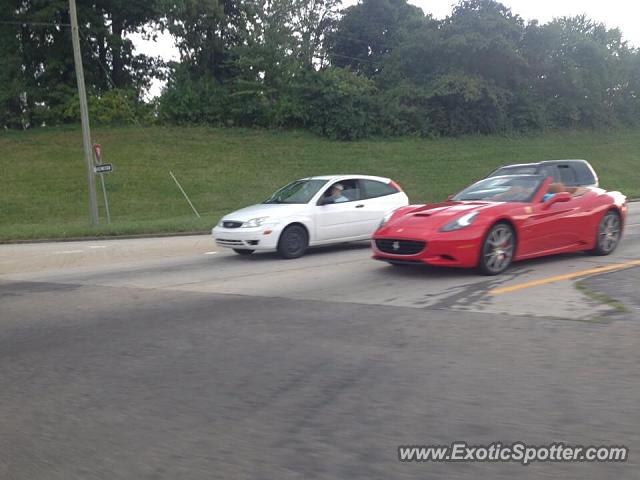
{"left": 375, "top": 239, "right": 426, "bottom": 255}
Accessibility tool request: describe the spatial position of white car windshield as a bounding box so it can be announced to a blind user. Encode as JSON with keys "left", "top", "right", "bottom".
{"left": 453, "top": 175, "right": 543, "bottom": 203}
{"left": 264, "top": 179, "right": 328, "bottom": 204}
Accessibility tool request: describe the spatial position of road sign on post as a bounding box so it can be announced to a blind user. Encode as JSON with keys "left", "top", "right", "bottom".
{"left": 92, "top": 143, "right": 111, "bottom": 223}
{"left": 94, "top": 164, "right": 113, "bottom": 174}
{"left": 93, "top": 143, "right": 102, "bottom": 163}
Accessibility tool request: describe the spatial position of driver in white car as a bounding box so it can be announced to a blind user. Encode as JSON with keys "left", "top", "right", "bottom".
{"left": 329, "top": 183, "right": 349, "bottom": 203}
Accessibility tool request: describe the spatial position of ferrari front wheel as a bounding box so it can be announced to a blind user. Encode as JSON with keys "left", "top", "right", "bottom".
{"left": 591, "top": 210, "right": 621, "bottom": 256}
{"left": 479, "top": 223, "right": 515, "bottom": 276}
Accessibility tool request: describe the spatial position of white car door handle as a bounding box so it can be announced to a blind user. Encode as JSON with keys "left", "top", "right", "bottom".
{"left": 355, "top": 204, "right": 365, "bottom": 208}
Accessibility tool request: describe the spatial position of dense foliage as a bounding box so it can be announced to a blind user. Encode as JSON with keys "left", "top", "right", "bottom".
{"left": 0, "top": 0, "right": 161, "bottom": 128}
{"left": 2, "top": 0, "right": 639, "bottom": 139}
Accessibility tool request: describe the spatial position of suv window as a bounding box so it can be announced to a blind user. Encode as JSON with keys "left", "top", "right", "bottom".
{"left": 557, "top": 165, "right": 578, "bottom": 186}
{"left": 538, "top": 165, "right": 559, "bottom": 182}
{"left": 493, "top": 166, "right": 538, "bottom": 176}
{"left": 573, "top": 162, "right": 597, "bottom": 185}
{"left": 360, "top": 179, "right": 399, "bottom": 199}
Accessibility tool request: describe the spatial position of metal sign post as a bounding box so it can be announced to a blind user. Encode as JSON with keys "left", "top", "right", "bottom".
{"left": 93, "top": 143, "right": 111, "bottom": 224}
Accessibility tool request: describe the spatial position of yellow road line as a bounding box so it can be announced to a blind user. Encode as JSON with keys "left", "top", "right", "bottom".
{"left": 490, "top": 260, "right": 640, "bottom": 295}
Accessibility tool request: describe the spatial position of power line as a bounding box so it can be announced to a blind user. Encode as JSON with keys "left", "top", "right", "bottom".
{"left": 0, "top": 18, "right": 392, "bottom": 68}
{"left": 78, "top": 30, "right": 120, "bottom": 92}
{"left": 0, "top": 20, "right": 70, "bottom": 27}
{"left": 328, "top": 51, "right": 385, "bottom": 66}
{"left": 78, "top": 29, "right": 158, "bottom": 124}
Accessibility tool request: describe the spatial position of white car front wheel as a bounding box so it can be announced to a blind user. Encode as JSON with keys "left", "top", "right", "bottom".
{"left": 277, "top": 225, "right": 308, "bottom": 259}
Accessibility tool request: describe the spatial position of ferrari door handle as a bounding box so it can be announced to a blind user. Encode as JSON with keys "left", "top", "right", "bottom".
{"left": 355, "top": 204, "right": 365, "bottom": 208}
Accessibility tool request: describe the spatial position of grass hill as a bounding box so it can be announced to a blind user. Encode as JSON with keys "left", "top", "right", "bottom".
{"left": 1, "top": 126, "right": 638, "bottom": 241}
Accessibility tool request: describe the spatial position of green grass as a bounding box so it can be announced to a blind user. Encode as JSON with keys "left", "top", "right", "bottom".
{"left": 575, "top": 281, "right": 628, "bottom": 314}
{"left": 1, "top": 126, "right": 639, "bottom": 241}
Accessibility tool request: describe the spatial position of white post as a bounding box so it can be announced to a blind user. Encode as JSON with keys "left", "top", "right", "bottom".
{"left": 169, "top": 171, "right": 201, "bottom": 218}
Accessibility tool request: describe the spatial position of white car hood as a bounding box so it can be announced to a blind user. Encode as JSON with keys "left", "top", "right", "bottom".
{"left": 222, "top": 203, "right": 307, "bottom": 223}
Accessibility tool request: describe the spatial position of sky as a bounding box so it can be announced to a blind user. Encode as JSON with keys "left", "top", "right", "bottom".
{"left": 408, "top": 0, "right": 640, "bottom": 46}
{"left": 133, "top": 0, "right": 640, "bottom": 97}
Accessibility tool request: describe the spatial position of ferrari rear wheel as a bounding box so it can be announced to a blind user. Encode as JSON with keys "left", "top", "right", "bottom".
{"left": 591, "top": 210, "right": 621, "bottom": 256}
{"left": 479, "top": 223, "right": 515, "bottom": 276}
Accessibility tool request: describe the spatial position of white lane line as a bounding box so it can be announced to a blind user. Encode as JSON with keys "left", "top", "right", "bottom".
{"left": 88, "top": 245, "right": 108, "bottom": 249}
{"left": 204, "top": 251, "right": 218, "bottom": 255}
{"left": 53, "top": 250, "right": 84, "bottom": 255}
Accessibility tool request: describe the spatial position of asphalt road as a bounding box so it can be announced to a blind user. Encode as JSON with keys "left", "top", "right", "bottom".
{"left": 1, "top": 203, "right": 639, "bottom": 479}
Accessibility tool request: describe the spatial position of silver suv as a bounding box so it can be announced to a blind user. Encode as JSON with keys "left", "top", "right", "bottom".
{"left": 487, "top": 159, "right": 599, "bottom": 188}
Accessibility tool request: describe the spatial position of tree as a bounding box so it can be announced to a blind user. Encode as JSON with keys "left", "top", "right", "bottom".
{"left": 522, "top": 15, "right": 634, "bottom": 128}
{"left": 160, "top": 0, "right": 249, "bottom": 81}
{"left": 378, "top": 0, "right": 526, "bottom": 135}
{"left": 0, "top": 0, "right": 26, "bottom": 128}
{"left": 92, "top": 0, "right": 161, "bottom": 90}
{"left": 160, "top": 0, "right": 342, "bottom": 128}
{"left": 325, "top": 0, "right": 427, "bottom": 77}
{"left": 1, "top": 0, "right": 161, "bottom": 128}
{"left": 439, "top": 0, "right": 527, "bottom": 89}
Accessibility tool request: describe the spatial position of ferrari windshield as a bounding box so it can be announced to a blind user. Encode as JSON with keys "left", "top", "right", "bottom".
{"left": 453, "top": 175, "right": 543, "bottom": 203}
{"left": 264, "top": 179, "right": 328, "bottom": 204}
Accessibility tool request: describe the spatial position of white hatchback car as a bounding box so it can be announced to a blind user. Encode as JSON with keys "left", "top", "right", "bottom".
{"left": 212, "top": 175, "right": 409, "bottom": 258}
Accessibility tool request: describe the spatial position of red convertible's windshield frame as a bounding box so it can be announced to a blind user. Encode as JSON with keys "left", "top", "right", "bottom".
{"left": 452, "top": 175, "right": 545, "bottom": 203}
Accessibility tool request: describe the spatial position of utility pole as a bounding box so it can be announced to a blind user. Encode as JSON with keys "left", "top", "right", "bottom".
{"left": 69, "top": 0, "right": 99, "bottom": 225}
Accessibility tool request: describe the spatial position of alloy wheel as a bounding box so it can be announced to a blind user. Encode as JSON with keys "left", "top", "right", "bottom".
{"left": 597, "top": 212, "right": 621, "bottom": 254}
{"left": 482, "top": 224, "right": 514, "bottom": 275}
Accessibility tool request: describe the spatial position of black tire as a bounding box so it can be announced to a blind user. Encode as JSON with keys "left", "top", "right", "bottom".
{"left": 590, "top": 210, "right": 622, "bottom": 256}
{"left": 478, "top": 222, "right": 515, "bottom": 276}
{"left": 277, "top": 224, "right": 309, "bottom": 259}
{"left": 233, "top": 249, "right": 255, "bottom": 255}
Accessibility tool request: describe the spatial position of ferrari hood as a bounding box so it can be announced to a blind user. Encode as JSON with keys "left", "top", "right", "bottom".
{"left": 380, "top": 201, "right": 498, "bottom": 234}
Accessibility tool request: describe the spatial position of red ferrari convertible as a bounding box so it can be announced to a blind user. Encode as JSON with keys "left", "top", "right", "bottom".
{"left": 372, "top": 175, "right": 627, "bottom": 275}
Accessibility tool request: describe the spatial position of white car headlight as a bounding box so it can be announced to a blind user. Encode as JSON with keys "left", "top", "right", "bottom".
{"left": 242, "top": 217, "right": 269, "bottom": 228}
{"left": 440, "top": 211, "right": 479, "bottom": 232}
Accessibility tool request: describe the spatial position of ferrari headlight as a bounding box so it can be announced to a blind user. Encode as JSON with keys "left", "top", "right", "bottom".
{"left": 379, "top": 209, "right": 399, "bottom": 229}
{"left": 440, "top": 211, "right": 479, "bottom": 232}
{"left": 242, "top": 217, "right": 269, "bottom": 228}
